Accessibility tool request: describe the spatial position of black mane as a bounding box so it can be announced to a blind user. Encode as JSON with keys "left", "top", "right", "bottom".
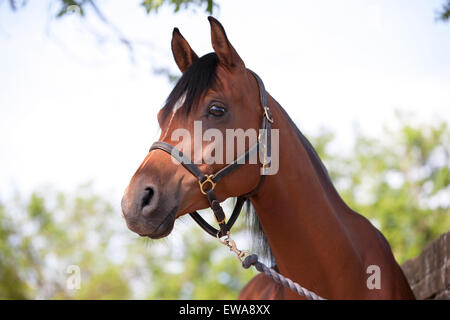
{"left": 160, "top": 52, "right": 220, "bottom": 123}
{"left": 244, "top": 200, "right": 276, "bottom": 266}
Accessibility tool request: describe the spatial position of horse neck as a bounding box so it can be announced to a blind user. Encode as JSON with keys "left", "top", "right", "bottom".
{"left": 250, "top": 96, "right": 368, "bottom": 298}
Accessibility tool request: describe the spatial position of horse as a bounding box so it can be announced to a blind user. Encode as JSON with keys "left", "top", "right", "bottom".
{"left": 121, "top": 16, "right": 415, "bottom": 300}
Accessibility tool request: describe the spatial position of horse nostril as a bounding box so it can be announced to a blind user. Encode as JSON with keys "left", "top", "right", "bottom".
{"left": 141, "top": 186, "right": 155, "bottom": 209}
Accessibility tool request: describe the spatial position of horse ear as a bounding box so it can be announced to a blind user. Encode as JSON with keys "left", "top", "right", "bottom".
{"left": 171, "top": 28, "right": 199, "bottom": 73}
{"left": 208, "top": 16, "right": 245, "bottom": 70}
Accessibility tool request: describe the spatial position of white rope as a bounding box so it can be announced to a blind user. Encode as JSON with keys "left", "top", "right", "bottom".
{"left": 242, "top": 254, "right": 326, "bottom": 300}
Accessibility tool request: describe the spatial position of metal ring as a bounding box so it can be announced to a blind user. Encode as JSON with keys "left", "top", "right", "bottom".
{"left": 214, "top": 216, "right": 226, "bottom": 225}
{"left": 263, "top": 106, "right": 274, "bottom": 123}
{"left": 216, "top": 231, "right": 230, "bottom": 243}
{"left": 198, "top": 174, "right": 216, "bottom": 195}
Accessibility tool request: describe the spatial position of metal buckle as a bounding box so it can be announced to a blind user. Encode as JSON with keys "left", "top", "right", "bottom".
{"left": 214, "top": 215, "right": 226, "bottom": 225}
{"left": 261, "top": 163, "right": 270, "bottom": 176}
{"left": 263, "top": 106, "right": 274, "bottom": 123}
{"left": 217, "top": 232, "right": 250, "bottom": 262}
{"left": 198, "top": 174, "right": 216, "bottom": 195}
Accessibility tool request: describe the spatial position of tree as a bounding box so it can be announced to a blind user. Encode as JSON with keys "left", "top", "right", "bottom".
{"left": 0, "top": 203, "right": 28, "bottom": 299}
{"left": 0, "top": 183, "right": 255, "bottom": 299}
{"left": 310, "top": 112, "right": 450, "bottom": 263}
{"left": 3, "top": 0, "right": 217, "bottom": 65}
{"left": 440, "top": 0, "right": 450, "bottom": 21}
{"left": 0, "top": 114, "right": 448, "bottom": 299}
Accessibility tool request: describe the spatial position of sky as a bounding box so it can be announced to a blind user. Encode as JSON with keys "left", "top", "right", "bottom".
{"left": 0, "top": 0, "right": 449, "bottom": 204}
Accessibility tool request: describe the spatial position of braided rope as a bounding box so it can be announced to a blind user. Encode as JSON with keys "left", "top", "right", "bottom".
{"left": 242, "top": 254, "right": 326, "bottom": 300}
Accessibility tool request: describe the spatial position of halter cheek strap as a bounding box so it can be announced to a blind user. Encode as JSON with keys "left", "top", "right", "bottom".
{"left": 149, "top": 70, "right": 273, "bottom": 237}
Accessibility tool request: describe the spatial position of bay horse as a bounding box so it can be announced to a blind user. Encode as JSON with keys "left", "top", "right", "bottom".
{"left": 121, "top": 17, "right": 415, "bottom": 299}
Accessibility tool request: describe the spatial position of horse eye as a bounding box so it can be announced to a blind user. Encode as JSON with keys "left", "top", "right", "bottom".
{"left": 208, "top": 105, "right": 227, "bottom": 117}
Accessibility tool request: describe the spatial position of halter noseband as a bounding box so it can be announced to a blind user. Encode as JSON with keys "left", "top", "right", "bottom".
{"left": 149, "top": 70, "right": 273, "bottom": 238}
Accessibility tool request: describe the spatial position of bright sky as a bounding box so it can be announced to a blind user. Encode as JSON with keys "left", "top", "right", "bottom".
{"left": 0, "top": 0, "right": 449, "bottom": 203}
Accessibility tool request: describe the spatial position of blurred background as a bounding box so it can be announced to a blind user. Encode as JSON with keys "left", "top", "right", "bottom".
{"left": 0, "top": 0, "right": 449, "bottom": 299}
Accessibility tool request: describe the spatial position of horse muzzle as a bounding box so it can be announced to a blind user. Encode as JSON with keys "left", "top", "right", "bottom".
{"left": 121, "top": 183, "right": 177, "bottom": 239}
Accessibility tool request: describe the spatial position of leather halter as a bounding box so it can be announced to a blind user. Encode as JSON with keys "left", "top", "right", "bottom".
{"left": 149, "top": 70, "right": 273, "bottom": 238}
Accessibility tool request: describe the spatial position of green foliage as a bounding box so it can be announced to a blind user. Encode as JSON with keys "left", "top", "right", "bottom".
{"left": 72, "top": 267, "right": 131, "bottom": 300}
{"left": 0, "top": 184, "right": 255, "bottom": 299}
{"left": 47, "top": 0, "right": 217, "bottom": 18}
{"left": 440, "top": 0, "right": 450, "bottom": 21}
{"left": 0, "top": 204, "right": 28, "bottom": 299}
{"left": 310, "top": 113, "right": 450, "bottom": 263}
{"left": 0, "top": 115, "right": 448, "bottom": 299}
{"left": 141, "top": 0, "right": 216, "bottom": 14}
{"left": 55, "top": 0, "right": 87, "bottom": 17}
{"left": 145, "top": 229, "right": 255, "bottom": 299}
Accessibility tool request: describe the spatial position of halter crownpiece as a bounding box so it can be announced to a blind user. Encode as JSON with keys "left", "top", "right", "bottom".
{"left": 149, "top": 69, "right": 273, "bottom": 237}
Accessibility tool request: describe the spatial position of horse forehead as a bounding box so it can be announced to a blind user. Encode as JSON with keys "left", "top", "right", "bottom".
{"left": 215, "top": 66, "right": 248, "bottom": 90}
{"left": 216, "top": 80, "right": 251, "bottom": 105}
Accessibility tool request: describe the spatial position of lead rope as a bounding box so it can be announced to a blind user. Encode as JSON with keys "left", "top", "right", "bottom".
{"left": 218, "top": 232, "right": 326, "bottom": 300}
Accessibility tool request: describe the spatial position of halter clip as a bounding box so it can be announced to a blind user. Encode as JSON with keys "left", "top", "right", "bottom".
{"left": 217, "top": 231, "right": 250, "bottom": 262}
